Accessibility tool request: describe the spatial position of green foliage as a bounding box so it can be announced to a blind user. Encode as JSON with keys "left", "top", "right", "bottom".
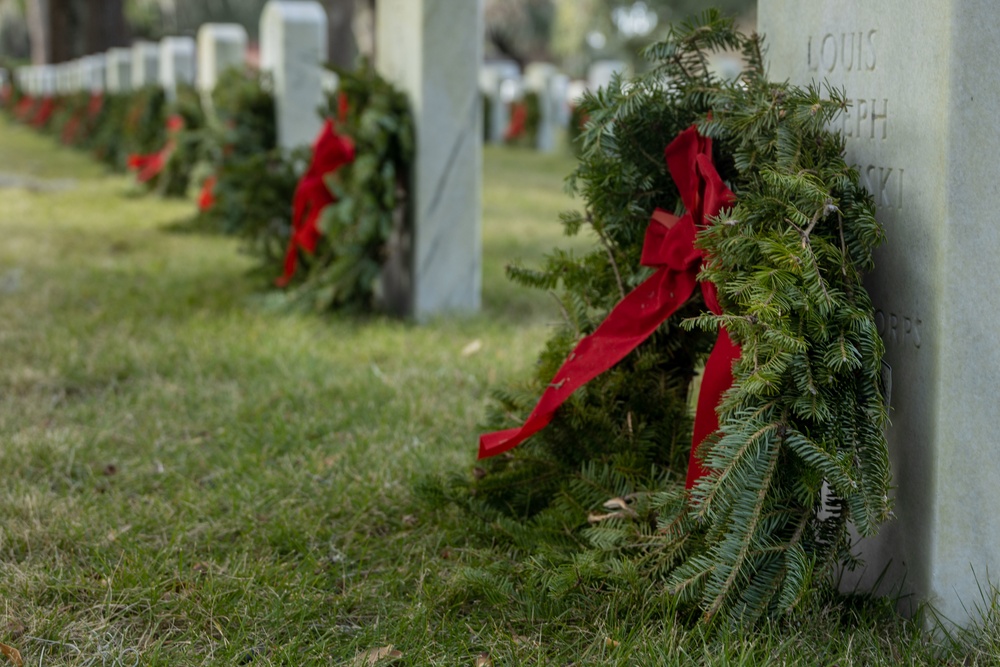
{"left": 463, "top": 10, "right": 890, "bottom": 625}
{"left": 89, "top": 93, "right": 132, "bottom": 169}
{"left": 194, "top": 68, "right": 289, "bottom": 237}
{"left": 278, "top": 64, "right": 414, "bottom": 313}
{"left": 150, "top": 84, "right": 207, "bottom": 197}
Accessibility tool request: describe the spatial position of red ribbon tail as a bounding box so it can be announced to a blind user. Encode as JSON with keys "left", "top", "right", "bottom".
{"left": 685, "top": 325, "right": 740, "bottom": 489}
{"left": 478, "top": 267, "right": 699, "bottom": 459}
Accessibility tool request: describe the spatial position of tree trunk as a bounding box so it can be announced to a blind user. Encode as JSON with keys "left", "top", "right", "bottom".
{"left": 84, "top": 0, "right": 130, "bottom": 54}
{"left": 26, "top": 0, "right": 128, "bottom": 63}
{"left": 26, "top": 0, "right": 49, "bottom": 64}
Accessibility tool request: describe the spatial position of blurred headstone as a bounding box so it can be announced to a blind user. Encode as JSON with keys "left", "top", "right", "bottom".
{"left": 587, "top": 59, "right": 627, "bottom": 92}
{"left": 479, "top": 60, "right": 519, "bottom": 144}
{"left": 106, "top": 47, "right": 132, "bottom": 93}
{"left": 83, "top": 55, "right": 107, "bottom": 93}
{"left": 196, "top": 24, "right": 248, "bottom": 94}
{"left": 376, "top": 0, "right": 483, "bottom": 318}
{"left": 131, "top": 41, "right": 160, "bottom": 89}
{"left": 524, "top": 62, "right": 564, "bottom": 152}
{"left": 159, "top": 36, "right": 196, "bottom": 102}
{"left": 260, "top": 0, "right": 328, "bottom": 150}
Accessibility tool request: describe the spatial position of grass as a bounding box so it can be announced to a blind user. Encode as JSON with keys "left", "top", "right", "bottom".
{"left": 1, "top": 117, "right": 999, "bottom": 665}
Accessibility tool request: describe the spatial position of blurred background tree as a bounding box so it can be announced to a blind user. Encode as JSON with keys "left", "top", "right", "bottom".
{"left": 2, "top": 0, "right": 756, "bottom": 72}
{"left": 485, "top": 0, "right": 755, "bottom": 75}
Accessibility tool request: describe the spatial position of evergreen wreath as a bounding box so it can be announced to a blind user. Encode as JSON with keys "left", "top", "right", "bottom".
{"left": 277, "top": 64, "right": 413, "bottom": 313}
{"left": 449, "top": 11, "right": 890, "bottom": 624}
{"left": 193, "top": 67, "right": 292, "bottom": 240}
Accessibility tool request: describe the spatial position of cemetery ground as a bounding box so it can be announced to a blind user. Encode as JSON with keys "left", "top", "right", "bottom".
{"left": 2, "top": 117, "right": 1000, "bottom": 666}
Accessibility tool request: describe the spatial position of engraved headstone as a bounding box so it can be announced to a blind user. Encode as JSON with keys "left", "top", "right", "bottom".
{"left": 159, "top": 36, "right": 196, "bottom": 101}
{"left": 196, "top": 23, "right": 248, "bottom": 94}
{"left": 479, "top": 60, "right": 519, "bottom": 144}
{"left": 759, "top": 0, "right": 1000, "bottom": 628}
{"left": 587, "top": 59, "right": 627, "bottom": 92}
{"left": 376, "top": 0, "right": 483, "bottom": 318}
{"left": 131, "top": 41, "right": 160, "bottom": 89}
{"left": 259, "top": 0, "right": 328, "bottom": 150}
{"left": 106, "top": 47, "right": 133, "bottom": 93}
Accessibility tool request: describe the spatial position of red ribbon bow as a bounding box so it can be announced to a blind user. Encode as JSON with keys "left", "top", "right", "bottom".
{"left": 478, "top": 125, "right": 740, "bottom": 489}
{"left": 127, "top": 114, "right": 185, "bottom": 184}
{"left": 276, "top": 118, "right": 356, "bottom": 287}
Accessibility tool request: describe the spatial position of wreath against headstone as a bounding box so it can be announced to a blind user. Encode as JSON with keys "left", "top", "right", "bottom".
{"left": 269, "top": 65, "right": 414, "bottom": 313}
{"left": 461, "top": 11, "right": 891, "bottom": 624}
{"left": 126, "top": 84, "right": 206, "bottom": 197}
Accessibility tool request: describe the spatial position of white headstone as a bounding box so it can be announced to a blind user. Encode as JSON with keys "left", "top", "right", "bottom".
{"left": 131, "top": 40, "right": 160, "bottom": 89}
{"left": 196, "top": 23, "right": 248, "bottom": 93}
{"left": 760, "top": 0, "right": 1000, "bottom": 628}
{"left": 106, "top": 48, "right": 132, "bottom": 93}
{"left": 376, "top": 0, "right": 483, "bottom": 318}
{"left": 159, "top": 36, "right": 196, "bottom": 101}
{"left": 83, "top": 55, "right": 107, "bottom": 94}
{"left": 587, "top": 59, "right": 627, "bottom": 92}
{"left": 259, "top": 0, "right": 328, "bottom": 150}
{"left": 524, "top": 63, "right": 564, "bottom": 152}
{"left": 39, "top": 65, "right": 56, "bottom": 97}
{"left": 56, "top": 62, "right": 69, "bottom": 94}
{"left": 479, "top": 60, "right": 520, "bottom": 144}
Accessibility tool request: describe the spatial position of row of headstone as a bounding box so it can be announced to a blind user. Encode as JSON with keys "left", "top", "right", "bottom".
{"left": 9, "top": 0, "right": 482, "bottom": 321}
{"left": 16, "top": 38, "right": 196, "bottom": 98}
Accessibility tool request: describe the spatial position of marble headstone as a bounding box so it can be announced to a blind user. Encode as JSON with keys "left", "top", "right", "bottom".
{"left": 196, "top": 23, "right": 248, "bottom": 93}
{"left": 159, "top": 36, "right": 196, "bottom": 101}
{"left": 106, "top": 48, "right": 133, "bottom": 93}
{"left": 376, "top": 0, "right": 483, "bottom": 318}
{"left": 259, "top": 0, "right": 328, "bottom": 150}
{"left": 131, "top": 41, "right": 160, "bottom": 89}
{"left": 479, "top": 60, "right": 520, "bottom": 144}
{"left": 759, "top": 0, "right": 1000, "bottom": 628}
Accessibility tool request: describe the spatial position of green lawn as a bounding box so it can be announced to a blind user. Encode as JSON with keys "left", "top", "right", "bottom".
{"left": 1, "top": 118, "right": 998, "bottom": 665}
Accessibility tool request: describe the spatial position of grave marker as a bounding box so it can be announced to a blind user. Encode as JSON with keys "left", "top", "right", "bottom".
{"left": 759, "top": 0, "right": 1000, "bottom": 627}
{"left": 524, "top": 63, "right": 563, "bottom": 152}
{"left": 376, "top": 0, "right": 482, "bottom": 318}
{"left": 479, "top": 60, "right": 519, "bottom": 144}
{"left": 196, "top": 24, "right": 248, "bottom": 94}
{"left": 83, "top": 55, "right": 107, "bottom": 93}
{"left": 587, "top": 59, "right": 626, "bottom": 92}
{"left": 132, "top": 41, "right": 160, "bottom": 89}
{"left": 106, "top": 48, "right": 132, "bottom": 93}
{"left": 159, "top": 36, "right": 196, "bottom": 101}
{"left": 259, "top": 0, "right": 328, "bottom": 150}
